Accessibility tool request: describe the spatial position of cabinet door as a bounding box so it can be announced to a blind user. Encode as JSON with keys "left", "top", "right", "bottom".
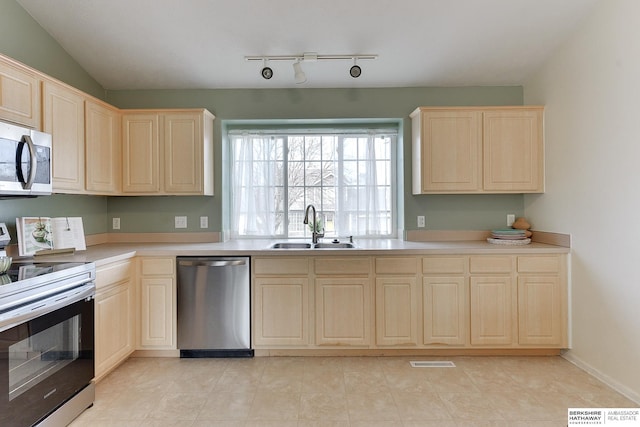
{"left": 0, "top": 58, "right": 40, "bottom": 128}
{"left": 86, "top": 100, "right": 121, "bottom": 193}
{"left": 518, "top": 275, "right": 563, "bottom": 346}
{"left": 414, "top": 110, "right": 482, "bottom": 193}
{"left": 315, "top": 278, "right": 370, "bottom": 346}
{"left": 254, "top": 277, "right": 309, "bottom": 346}
{"left": 140, "top": 277, "right": 175, "bottom": 348}
{"left": 423, "top": 276, "right": 467, "bottom": 345}
{"left": 163, "top": 112, "right": 203, "bottom": 194}
{"left": 470, "top": 276, "right": 514, "bottom": 345}
{"left": 43, "top": 80, "right": 85, "bottom": 193}
{"left": 375, "top": 277, "right": 418, "bottom": 346}
{"left": 483, "top": 109, "right": 544, "bottom": 192}
{"left": 122, "top": 113, "right": 160, "bottom": 193}
{"left": 95, "top": 280, "right": 133, "bottom": 381}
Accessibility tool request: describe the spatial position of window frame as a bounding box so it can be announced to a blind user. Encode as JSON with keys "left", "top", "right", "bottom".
{"left": 227, "top": 126, "right": 398, "bottom": 240}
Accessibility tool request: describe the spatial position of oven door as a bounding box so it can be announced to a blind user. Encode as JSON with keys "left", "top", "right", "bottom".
{"left": 0, "top": 297, "right": 94, "bottom": 427}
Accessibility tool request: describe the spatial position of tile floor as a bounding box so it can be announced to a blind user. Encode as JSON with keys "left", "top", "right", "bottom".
{"left": 70, "top": 355, "right": 638, "bottom": 427}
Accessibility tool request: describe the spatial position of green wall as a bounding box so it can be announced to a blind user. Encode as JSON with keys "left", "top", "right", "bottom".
{"left": 0, "top": 0, "right": 104, "bottom": 98}
{"left": 106, "top": 87, "right": 525, "bottom": 234}
{"left": 0, "top": 0, "right": 525, "bottom": 240}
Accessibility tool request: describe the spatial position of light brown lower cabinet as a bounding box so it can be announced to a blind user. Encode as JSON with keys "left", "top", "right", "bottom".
{"left": 470, "top": 276, "right": 514, "bottom": 345}
{"left": 423, "top": 276, "right": 467, "bottom": 345}
{"left": 375, "top": 276, "right": 418, "bottom": 346}
{"left": 94, "top": 259, "right": 134, "bottom": 381}
{"left": 254, "top": 277, "right": 309, "bottom": 346}
{"left": 251, "top": 253, "right": 567, "bottom": 352}
{"left": 374, "top": 257, "right": 419, "bottom": 347}
{"left": 315, "top": 277, "right": 371, "bottom": 346}
{"left": 517, "top": 255, "right": 567, "bottom": 346}
{"left": 137, "top": 257, "right": 176, "bottom": 349}
{"left": 422, "top": 256, "right": 468, "bottom": 346}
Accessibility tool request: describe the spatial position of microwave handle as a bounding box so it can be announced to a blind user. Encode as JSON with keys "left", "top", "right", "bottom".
{"left": 16, "top": 135, "right": 37, "bottom": 190}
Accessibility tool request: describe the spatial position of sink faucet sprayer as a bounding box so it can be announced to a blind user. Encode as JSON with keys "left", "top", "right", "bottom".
{"left": 303, "top": 204, "right": 325, "bottom": 244}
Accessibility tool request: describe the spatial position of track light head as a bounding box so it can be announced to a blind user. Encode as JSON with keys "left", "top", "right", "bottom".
{"left": 349, "top": 65, "right": 362, "bottom": 78}
{"left": 293, "top": 61, "right": 307, "bottom": 84}
{"left": 261, "top": 66, "right": 273, "bottom": 79}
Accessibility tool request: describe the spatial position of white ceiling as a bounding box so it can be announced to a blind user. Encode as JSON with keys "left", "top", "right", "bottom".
{"left": 17, "top": 0, "right": 599, "bottom": 90}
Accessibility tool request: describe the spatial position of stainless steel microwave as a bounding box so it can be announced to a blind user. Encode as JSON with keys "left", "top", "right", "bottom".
{"left": 0, "top": 121, "right": 52, "bottom": 196}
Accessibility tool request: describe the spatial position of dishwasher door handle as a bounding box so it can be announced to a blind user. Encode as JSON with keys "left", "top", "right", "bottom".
{"left": 178, "top": 259, "right": 247, "bottom": 268}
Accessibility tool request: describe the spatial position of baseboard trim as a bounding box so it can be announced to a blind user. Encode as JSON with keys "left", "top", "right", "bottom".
{"left": 562, "top": 351, "right": 640, "bottom": 404}
{"left": 131, "top": 349, "right": 180, "bottom": 358}
{"left": 253, "top": 348, "right": 563, "bottom": 357}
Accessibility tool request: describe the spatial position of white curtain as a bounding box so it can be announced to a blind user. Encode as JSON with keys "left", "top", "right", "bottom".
{"left": 231, "top": 134, "right": 278, "bottom": 237}
{"left": 364, "top": 132, "right": 382, "bottom": 235}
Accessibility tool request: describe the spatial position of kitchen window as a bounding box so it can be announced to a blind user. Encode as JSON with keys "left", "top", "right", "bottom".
{"left": 229, "top": 128, "right": 397, "bottom": 239}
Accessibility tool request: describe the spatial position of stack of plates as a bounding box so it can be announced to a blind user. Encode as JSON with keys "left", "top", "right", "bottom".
{"left": 487, "top": 229, "right": 531, "bottom": 245}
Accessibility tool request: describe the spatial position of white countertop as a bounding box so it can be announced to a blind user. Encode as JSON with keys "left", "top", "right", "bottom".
{"left": 16, "top": 238, "right": 569, "bottom": 266}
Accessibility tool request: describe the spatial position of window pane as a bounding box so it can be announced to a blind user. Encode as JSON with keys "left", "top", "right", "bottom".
{"left": 230, "top": 131, "right": 396, "bottom": 238}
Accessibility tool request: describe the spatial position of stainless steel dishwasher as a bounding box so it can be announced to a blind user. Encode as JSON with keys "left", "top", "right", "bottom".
{"left": 177, "top": 256, "right": 253, "bottom": 357}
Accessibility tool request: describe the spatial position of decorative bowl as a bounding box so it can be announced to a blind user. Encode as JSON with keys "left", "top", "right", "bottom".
{"left": 0, "top": 256, "right": 12, "bottom": 274}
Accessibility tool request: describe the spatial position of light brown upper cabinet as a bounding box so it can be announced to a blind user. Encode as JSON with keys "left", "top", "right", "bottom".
{"left": 85, "top": 99, "right": 121, "bottom": 194}
{"left": 411, "top": 106, "right": 544, "bottom": 194}
{"left": 42, "top": 79, "right": 86, "bottom": 193}
{"left": 122, "top": 109, "right": 214, "bottom": 195}
{"left": 0, "top": 55, "right": 41, "bottom": 129}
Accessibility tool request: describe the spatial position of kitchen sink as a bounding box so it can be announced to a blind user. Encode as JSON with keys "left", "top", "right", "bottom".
{"left": 313, "top": 242, "right": 357, "bottom": 249}
{"left": 267, "top": 242, "right": 357, "bottom": 249}
{"left": 268, "top": 242, "right": 313, "bottom": 249}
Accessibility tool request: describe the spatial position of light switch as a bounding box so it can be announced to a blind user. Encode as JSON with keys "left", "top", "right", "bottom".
{"left": 112, "top": 218, "right": 120, "bottom": 230}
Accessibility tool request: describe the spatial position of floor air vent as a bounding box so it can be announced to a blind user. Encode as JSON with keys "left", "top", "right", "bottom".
{"left": 410, "top": 361, "right": 456, "bottom": 368}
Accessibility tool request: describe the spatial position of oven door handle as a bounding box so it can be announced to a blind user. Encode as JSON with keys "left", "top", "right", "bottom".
{"left": 0, "top": 283, "right": 95, "bottom": 333}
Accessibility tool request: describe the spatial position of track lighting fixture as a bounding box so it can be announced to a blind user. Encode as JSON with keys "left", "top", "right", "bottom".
{"left": 349, "top": 58, "right": 361, "bottom": 78}
{"left": 292, "top": 61, "right": 307, "bottom": 84}
{"left": 246, "top": 52, "right": 377, "bottom": 84}
{"left": 261, "top": 59, "right": 273, "bottom": 79}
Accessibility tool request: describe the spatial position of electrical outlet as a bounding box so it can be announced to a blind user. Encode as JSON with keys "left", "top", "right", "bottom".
{"left": 175, "top": 216, "right": 187, "bottom": 229}
{"left": 507, "top": 214, "right": 515, "bottom": 227}
{"left": 112, "top": 217, "right": 120, "bottom": 230}
{"left": 417, "top": 215, "right": 426, "bottom": 228}
{"left": 200, "top": 216, "right": 208, "bottom": 228}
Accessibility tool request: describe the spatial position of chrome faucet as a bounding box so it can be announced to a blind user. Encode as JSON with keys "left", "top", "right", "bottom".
{"left": 303, "top": 204, "right": 324, "bottom": 244}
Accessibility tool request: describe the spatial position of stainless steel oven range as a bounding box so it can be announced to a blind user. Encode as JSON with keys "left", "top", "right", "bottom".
{"left": 0, "top": 260, "right": 95, "bottom": 427}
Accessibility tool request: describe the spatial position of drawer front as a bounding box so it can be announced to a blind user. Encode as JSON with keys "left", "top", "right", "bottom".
{"left": 469, "top": 256, "right": 512, "bottom": 274}
{"left": 375, "top": 257, "right": 418, "bottom": 275}
{"left": 422, "top": 257, "right": 466, "bottom": 274}
{"left": 315, "top": 257, "right": 370, "bottom": 275}
{"left": 254, "top": 257, "right": 309, "bottom": 275}
{"left": 517, "top": 256, "right": 560, "bottom": 273}
{"left": 140, "top": 257, "right": 175, "bottom": 276}
{"left": 96, "top": 260, "right": 132, "bottom": 289}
